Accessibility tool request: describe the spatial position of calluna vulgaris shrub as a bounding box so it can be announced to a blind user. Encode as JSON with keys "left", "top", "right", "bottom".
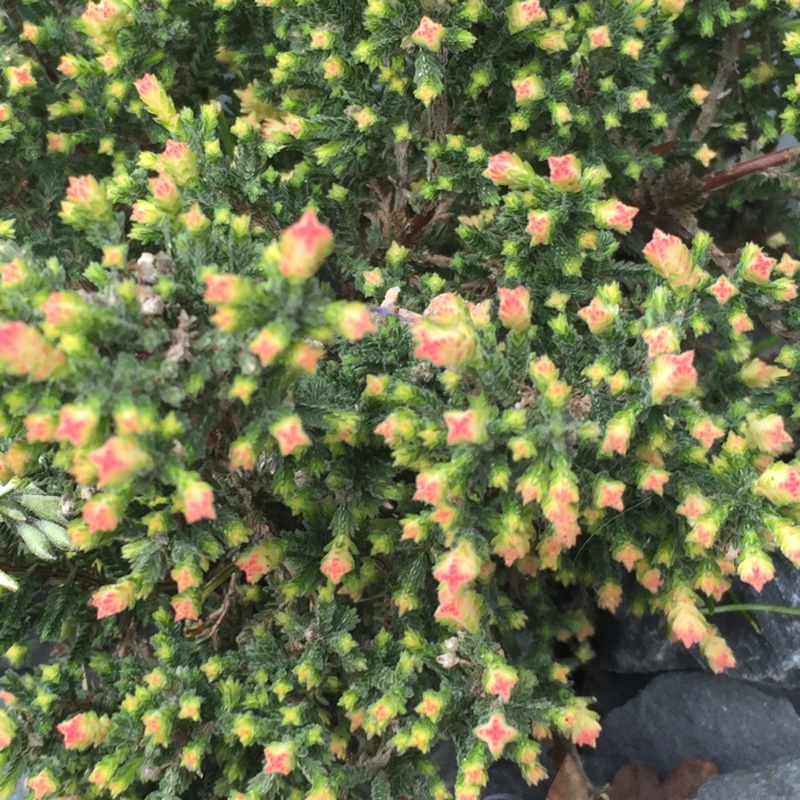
{"left": 4, "top": 0, "right": 800, "bottom": 797}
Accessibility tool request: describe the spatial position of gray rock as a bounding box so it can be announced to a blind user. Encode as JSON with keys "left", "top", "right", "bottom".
{"left": 596, "top": 556, "right": 800, "bottom": 687}
{"left": 581, "top": 672, "right": 800, "bottom": 786}
{"left": 695, "top": 756, "right": 800, "bottom": 800}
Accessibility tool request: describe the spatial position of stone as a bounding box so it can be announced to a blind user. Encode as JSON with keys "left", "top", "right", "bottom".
{"left": 595, "top": 556, "right": 800, "bottom": 688}
{"left": 694, "top": 756, "right": 800, "bottom": 800}
{"left": 581, "top": 672, "right": 800, "bottom": 787}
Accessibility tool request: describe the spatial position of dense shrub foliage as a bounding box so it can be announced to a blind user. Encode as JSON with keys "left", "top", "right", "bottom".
{"left": 3, "top": 0, "right": 800, "bottom": 798}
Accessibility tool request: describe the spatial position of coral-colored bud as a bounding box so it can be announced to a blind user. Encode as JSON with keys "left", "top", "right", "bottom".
{"left": 413, "top": 468, "right": 449, "bottom": 506}
{"left": 708, "top": 275, "right": 738, "bottom": 304}
{"left": 474, "top": 712, "right": 518, "bottom": 758}
{"left": 0, "top": 321, "right": 65, "bottom": 381}
{"left": 412, "top": 321, "right": 475, "bottom": 368}
{"left": 641, "top": 325, "right": 680, "bottom": 357}
{"left": 24, "top": 413, "right": 56, "bottom": 443}
{"left": 179, "top": 480, "right": 216, "bottom": 524}
{"left": 513, "top": 75, "right": 545, "bottom": 104}
{"left": 613, "top": 541, "right": 644, "bottom": 571}
{"left": 320, "top": 548, "right": 355, "bottom": 584}
{"left": 229, "top": 440, "right": 256, "bottom": 470}
{"left": 592, "top": 199, "right": 638, "bottom": 233}
{"left": 411, "top": 16, "right": 446, "bottom": 51}
{"left": 433, "top": 539, "right": 481, "bottom": 593}
{"left": 578, "top": 297, "right": 616, "bottom": 335}
{"left": 745, "top": 413, "right": 793, "bottom": 455}
{"left": 88, "top": 436, "right": 150, "bottom": 487}
{"left": 82, "top": 494, "right": 122, "bottom": 533}
{"left": 587, "top": 25, "right": 612, "bottom": 49}
{"left": 554, "top": 700, "right": 601, "bottom": 748}
{"left": 134, "top": 73, "right": 178, "bottom": 129}
{"left": 737, "top": 549, "right": 774, "bottom": 592}
{"left": 27, "top": 771, "right": 57, "bottom": 800}
{"left": 643, "top": 229, "right": 702, "bottom": 294}
{"left": 594, "top": 479, "right": 625, "bottom": 511}
{"left": 171, "top": 591, "right": 201, "bottom": 621}
{"left": 600, "top": 411, "right": 635, "bottom": 456}
{"left": 271, "top": 415, "right": 311, "bottom": 456}
{"left": 203, "top": 272, "right": 247, "bottom": 305}
{"left": 415, "top": 690, "right": 446, "bottom": 722}
{"left": 434, "top": 587, "right": 482, "bottom": 632}
{"left": 701, "top": 631, "right": 736, "bottom": 673}
{"left": 90, "top": 580, "right": 136, "bottom": 619}
{"left": 507, "top": 0, "right": 547, "bottom": 33}
{"left": 142, "top": 709, "right": 170, "bottom": 746}
{"left": 181, "top": 203, "right": 210, "bottom": 233}
{"left": 548, "top": 154, "right": 582, "bottom": 191}
{"left": 336, "top": 302, "right": 377, "bottom": 341}
{"left": 483, "top": 152, "right": 531, "bottom": 186}
{"left": 263, "top": 742, "right": 296, "bottom": 775}
{"left": 740, "top": 245, "right": 776, "bottom": 284}
{"left": 525, "top": 209, "right": 553, "bottom": 245}
{"left": 171, "top": 562, "right": 202, "bottom": 593}
{"left": 5, "top": 62, "right": 37, "bottom": 95}
{"left": 161, "top": 139, "right": 198, "bottom": 184}
{"left": 498, "top": 286, "right": 531, "bottom": 331}
{"left": 277, "top": 210, "right": 333, "bottom": 282}
{"left": 55, "top": 405, "right": 98, "bottom": 447}
{"left": 0, "top": 709, "right": 16, "bottom": 751}
{"left": 248, "top": 323, "right": 290, "bottom": 366}
{"left": 444, "top": 408, "right": 488, "bottom": 445}
{"left": 483, "top": 663, "right": 518, "bottom": 702}
{"left": 650, "top": 351, "right": 698, "bottom": 403}
{"left": 57, "top": 711, "right": 109, "bottom": 751}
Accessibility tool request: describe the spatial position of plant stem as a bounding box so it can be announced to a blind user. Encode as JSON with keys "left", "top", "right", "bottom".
{"left": 712, "top": 603, "right": 800, "bottom": 616}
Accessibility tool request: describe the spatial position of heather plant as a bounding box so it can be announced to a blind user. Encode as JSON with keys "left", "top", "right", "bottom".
{"left": 3, "top": 1, "right": 800, "bottom": 798}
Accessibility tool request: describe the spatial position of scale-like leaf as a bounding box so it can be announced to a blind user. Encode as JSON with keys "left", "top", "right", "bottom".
{"left": 16, "top": 522, "right": 56, "bottom": 561}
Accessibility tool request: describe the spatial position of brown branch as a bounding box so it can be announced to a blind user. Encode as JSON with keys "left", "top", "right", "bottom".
{"left": 691, "top": 25, "right": 744, "bottom": 142}
{"left": 702, "top": 144, "right": 800, "bottom": 194}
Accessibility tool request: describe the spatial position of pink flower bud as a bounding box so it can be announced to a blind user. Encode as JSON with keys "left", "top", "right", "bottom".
{"left": 497, "top": 286, "right": 531, "bottom": 331}
{"left": 412, "top": 321, "right": 475, "bottom": 368}
{"left": 0, "top": 321, "right": 65, "bottom": 381}
{"left": 0, "top": 709, "right": 16, "bottom": 751}
{"left": 263, "top": 742, "right": 296, "bottom": 775}
{"left": 650, "top": 351, "right": 698, "bottom": 403}
{"left": 578, "top": 297, "right": 616, "bottom": 334}
{"left": 587, "top": 25, "right": 612, "bottom": 49}
{"left": 248, "top": 323, "right": 290, "bottom": 366}
{"left": 82, "top": 494, "right": 122, "bottom": 533}
{"left": 24, "top": 413, "right": 56, "bottom": 443}
{"left": 443, "top": 408, "right": 488, "bottom": 445}
{"left": 161, "top": 139, "right": 198, "bottom": 184}
{"left": 745, "top": 413, "right": 792, "bottom": 455}
{"left": 236, "top": 542, "right": 282, "bottom": 583}
{"left": 525, "top": 210, "right": 553, "bottom": 244}
{"left": 27, "top": 771, "right": 57, "bottom": 800}
{"left": 337, "top": 302, "right": 377, "bottom": 341}
{"left": 740, "top": 246, "right": 776, "bottom": 284}
{"left": 433, "top": 539, "right": 481, "bottom": 593}
{"left": 148, "top": 174, "right": 180, "bottom": 211}
{"left": 701, "top": 632, "right": 736, "bottom": 673}
{"left": 134, "top": 73, "right": 178, "bottom": 129}
{"left": 547, "top": 154, "right": 582, "bottom": 191}
{"left": 277, "top": 210, "right": 333, "bottom": 282}
{"left": 643, "top": 229, "right": 702, "bottom": 294}
{"left": 142, "top": 709, "right": 170, "bottom": 746}
{"left": 171, "top": 562, "right": 202, "bottom": 593}
{"left": 411, "top": 16, "right": 446, "bottom": 51}
{"left": 483, "top": 664, "right": 519, "bottom": 703}
{"left": 90, "top": 580, "right": 136, "bottom": 619}
{"left": 171, "top": 591, "right": 201, "bottom": 621}
{"left": 434, "top": 587, "right": 482, "bottom": 632}
{"left": 413, "top": 468, "right": 448, "bottom": 506}
{"left": 483, "top": 152, "right": 530, "bottom": 186}
{"left": 88, "top": 436, "right": 151, "bottom": 487}
{"left": 179, "top": 480, "right": 216, "bottom": 524}
{"left": 512, "top": 75, "right": 544, "bottom": 104}
{"left": 473, "top": 712, "right": 518, "bottom": 758}
{"left": 507, "top": 0, "right": 547, "bottom": 33}
{"left": 55, "top": 405, "right": 98, "bottom": 447}
{"left": 754, "top": 462, "right": 800, "bottom": 505}
{"left": 708, "top": 275, "right": 738, "bottom": 304}
{"left": 203, "top": 272, "right": 247, "bottom": 304}
{"left": 737, "top": 549, "right": 774, "bottom": 592}
{"left": 229, "top": 440, "right": 256, "bottom": 470}
{"left": 641, "top": 325, "right": 680, "bottom": 356}
{"left": 321, "top": 548, "right": 355, "bottom": 584}
{"left": 4, "top": 63, "right": 36, "bottom": 95}
{"left": 594, "top": 479, "right": 625, "bottom": 511}
{"left": 270, "top": 415, "right": 311, "bottom": 456}
{"left": 56, "top": 712, "right": 109, "bottom": 750}
{"left": 554, "top": 701, "right": 601, "bottom": 748}
{"left": 592, "top": 199, "right": 638, "bottom": 233}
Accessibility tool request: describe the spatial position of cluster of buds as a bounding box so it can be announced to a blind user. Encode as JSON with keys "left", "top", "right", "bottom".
{"left": 432, "top": 539, "right": 483, "bottom": 632}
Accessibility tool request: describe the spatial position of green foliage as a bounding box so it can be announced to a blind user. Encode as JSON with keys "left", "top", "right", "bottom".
{"left": 3, "top": 0, "right": 800, "bottom": 798}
